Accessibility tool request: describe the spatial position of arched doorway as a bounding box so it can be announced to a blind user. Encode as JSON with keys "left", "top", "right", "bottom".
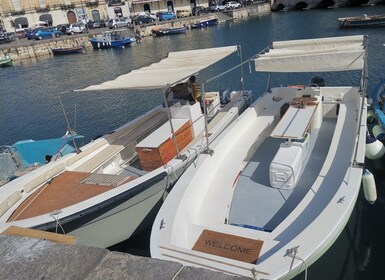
{"left": 143, "top": 4, "right": 151, "bottom": 13}
{"left": 91, "top": 10, "right": 101, "bottom": 20}
{"left": 14, "top": 17, "right": 28, "bottom": 28}
{"left": 67, "top": 11, "right": 77, "bottom": 24}
{"left": 166, "top": 1, "right": 174, "bottom": 12}
{"left": 39, "top": 14, "right": 53, "bottom": 26}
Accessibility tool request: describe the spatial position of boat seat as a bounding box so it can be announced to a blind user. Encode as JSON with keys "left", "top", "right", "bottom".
{"left": 0, "top": 191, "right": 22, "bottom": 218}
{"left": 24, "top": 163, "right": 66, "bottom": 193}
{"left": 65, "top": 138, "right": 108, "bottom": 167}
{"left": 74, "top": 114, "right": 169, "bottom": 173}
{"left": 74, "top": 141, "right": 126, "bottom": 173}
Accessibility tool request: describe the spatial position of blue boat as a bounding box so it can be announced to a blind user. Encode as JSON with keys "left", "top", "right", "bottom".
{"left": 371, "top": 79, "right": 385, "bottom": 128}
{"left": 0, "top": 132, "right": 84, "bottom": 185}
{"left": 89, "top": 30, "right": 135, "bottom": 49}
{"left": 191, "top": 18, "right": 218, "bottom": 29}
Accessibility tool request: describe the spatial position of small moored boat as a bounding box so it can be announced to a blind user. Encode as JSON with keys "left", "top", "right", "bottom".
{"left": 51, "top": 46, "right": 85, "bottom": 55}
{"left": 89, "top": 30, "right": 135, "bottom": 49}
{"left": 191, "top": 18, "right": 218, "bottom": 29}
{"left": 338, "top": 14, "right": 385, "bottom": 28}
{"left": 0, "top": 131, "right": 84, "bottom": 186}
{"left": 0, "top": 56, "right": 12, "bottom": 67}
{"left": 152, "top": 26, "right": 187, "bottom": 37}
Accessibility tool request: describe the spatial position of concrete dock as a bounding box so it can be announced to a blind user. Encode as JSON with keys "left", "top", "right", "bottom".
{"left": 0, "top": 235, "right": 250, "bottom": 280}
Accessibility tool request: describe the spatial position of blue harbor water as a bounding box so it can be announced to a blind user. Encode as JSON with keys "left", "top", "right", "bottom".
{"left": 2, "top": 5, "right": 385, "bottom": 279}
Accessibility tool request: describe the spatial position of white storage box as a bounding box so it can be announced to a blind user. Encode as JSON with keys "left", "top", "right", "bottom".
{"left": 270, "top": 144, "right": 302, "bottom": 189}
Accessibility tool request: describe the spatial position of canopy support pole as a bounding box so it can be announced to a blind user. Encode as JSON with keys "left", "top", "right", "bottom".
{"left": 162, "top": 87, "right": 186, "bottom": 160}
{"left": 201, "top": 83, "right": 213, "bottom": 156}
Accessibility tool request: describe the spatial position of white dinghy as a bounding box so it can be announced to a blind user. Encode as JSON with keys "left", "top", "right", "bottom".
{"left": 150, "top": 35, "right": 368, "bottom": 279}
{"left": 0, "top": 46, "right": 253, "bottom": 248}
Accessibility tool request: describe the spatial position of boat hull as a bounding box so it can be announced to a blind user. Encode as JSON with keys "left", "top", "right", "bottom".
{"left": 191, "top": 18, "right": 218, "bottom": 28}
{"left": 51, "top": 47, "right": 85, "bottom": 55}
{"left": 37, "top": 171, "right": 169, "bottom": 248}
{"left": 338, "top": 14, "right": 385, "bottom": 28}
{"left": 0, "top": 58, "right": 12, "bottom": 67}
{"left": 152, "top": 27, "right": 187, "bottom": 37}
{"left": 90, "top": 38, "right": 134, "bottom": 49}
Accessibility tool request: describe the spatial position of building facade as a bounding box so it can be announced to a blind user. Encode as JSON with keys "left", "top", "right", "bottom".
{"left": 0, "top": 0, "right": 210, "bottom": 31}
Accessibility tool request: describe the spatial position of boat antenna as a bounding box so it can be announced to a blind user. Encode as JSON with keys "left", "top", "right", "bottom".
{"left": 57, "top": 93, "right": 81, "bottom": 154}
{"left": 238, "top": 45, "right": 245, "bottom": 92}
{"left": 74, "top": 104, "right": 78, "bottom": 132}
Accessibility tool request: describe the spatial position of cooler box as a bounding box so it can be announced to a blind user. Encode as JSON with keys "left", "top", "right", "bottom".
{"left": 269, "top": 144, "right": 302, "bottom": 189}
{"left": 136, "top": 119, "right": 192, "bottom": 171}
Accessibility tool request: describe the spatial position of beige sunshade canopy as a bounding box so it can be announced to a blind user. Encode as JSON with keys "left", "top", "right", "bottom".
{"left": 76, "top": 46, "right": 238, "bottom": 91}
{"left": 254, "top": 35, "right": 366, "bottom": 73}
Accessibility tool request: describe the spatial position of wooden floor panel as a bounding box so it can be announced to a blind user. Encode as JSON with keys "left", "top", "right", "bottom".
{"left": 8, "top": 171, "right": 135, "bottom": 222}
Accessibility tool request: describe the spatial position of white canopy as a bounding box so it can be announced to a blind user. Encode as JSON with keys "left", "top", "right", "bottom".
{"left": 77, "top": 46, "right": 238, "bottom": 91}
{"left": 254, "top": 35, "right": 366, "bottom": 72}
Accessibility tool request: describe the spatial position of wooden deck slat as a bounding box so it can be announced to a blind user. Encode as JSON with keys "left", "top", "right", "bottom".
{"left": 8, "top": 171, "right": 135, "bottom": 222}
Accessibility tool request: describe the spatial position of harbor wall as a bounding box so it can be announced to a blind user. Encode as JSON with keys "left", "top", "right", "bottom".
{"left": 0, "top": 235, "right": 249, "bottom": 280}
{"left": 0, "top": 37, "right": 90, "bottom": 61}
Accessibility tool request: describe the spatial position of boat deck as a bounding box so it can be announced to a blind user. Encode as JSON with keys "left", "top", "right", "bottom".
{"left": 228, "top": 118, "right": 336, "bottom": 231}
{"left": 8, "top": 171, "right": 136, "bottom": 222}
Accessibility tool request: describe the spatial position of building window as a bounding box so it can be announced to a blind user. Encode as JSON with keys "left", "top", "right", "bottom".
{"left": 91, "top": 10, "right": 101, "bottom": 20}
{"left": 39, "top": 0, "right": 46, "bottom": 8}
{"left": 12, "top": 0, "right": 22, "bottom": 11}
{"left": 143, "top": 3, "right": 150, "bottom": 13}
{"left": 114, "top": 7, "right": 123, "bottom": 17}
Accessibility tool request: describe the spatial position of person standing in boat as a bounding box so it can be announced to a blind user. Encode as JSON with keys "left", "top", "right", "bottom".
{"left": 187, "top": 75, "right": 203, "bottom": 110}
{"left": 166, "top": 75, "right": 202, "bottom": 108}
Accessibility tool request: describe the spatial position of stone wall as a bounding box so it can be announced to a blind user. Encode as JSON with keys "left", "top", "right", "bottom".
{"left": 0, "top": 37, "right": 91, "bottom": 61}
{"left": 227, "top": 3, "right": 271, "bottom": 19}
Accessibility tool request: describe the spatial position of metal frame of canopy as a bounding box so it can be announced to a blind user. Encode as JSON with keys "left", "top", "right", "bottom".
{"left": 73, "top": 45, "right": 246, "bottom": 158}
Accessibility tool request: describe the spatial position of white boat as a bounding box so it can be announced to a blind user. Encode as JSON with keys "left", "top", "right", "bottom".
{"left": 150, "top": 35, "right": 368, "bottom": 279}
{"left": 0, "top": 46, "right": 253, "bottom": 248}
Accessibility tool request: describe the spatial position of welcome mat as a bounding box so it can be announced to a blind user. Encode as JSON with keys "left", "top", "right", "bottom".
{"left": 192, "top": 229, "right": 264, "bottom": 263}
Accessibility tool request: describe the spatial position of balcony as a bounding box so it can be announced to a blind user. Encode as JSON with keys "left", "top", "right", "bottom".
{"left": 86, "top": 0, "right": 99, "bottom": 6}
{"left": 36, "top": 6, "right": 51, "bottom": 13}
{"left": 60, "top": 4, "right": 76, "bottom": 10}
{"left": 11, "top": 10, "right": 25, "bottom": 16}
{"left": 107, "top": 0, "right": 125, "bottom": 6}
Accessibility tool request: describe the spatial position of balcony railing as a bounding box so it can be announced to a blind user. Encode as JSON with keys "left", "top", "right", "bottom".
{"left": 36, "top": 6, "right": 51, "bottom": 13}
{"left": 60, "top": 4, "right": 76, "bottom": 10}
{"left": 11, "top": 10, "right": 25, "bottom": 16}
{"left": 108, "top": 0, "right": 125, "bottom": 6}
